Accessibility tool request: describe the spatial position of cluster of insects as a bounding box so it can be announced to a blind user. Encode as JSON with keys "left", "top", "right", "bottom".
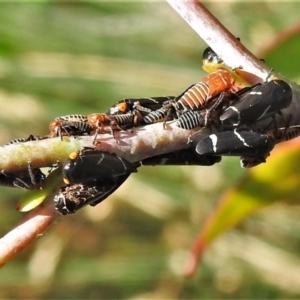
{"left": 0, "top": 46, "right": 296, "bottom": 215}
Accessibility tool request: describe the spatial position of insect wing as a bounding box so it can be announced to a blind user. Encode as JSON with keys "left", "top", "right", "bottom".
{"left": 54, "top": 174, "right": 130, "bottom": 215}
{"left": 196, "top": 130, "right": 275, "bottom": 158}
{"left": 141, "top": 148, "right": 221, "bottom": 166}
{"left": 89, "top": 174, "right": 130, "bottom": 206}
{"left": 62, "top": 150, "right": 138, "bottom": 184}
{"left": 220, "top": 80, "right": 292, "bottom": 127}
{"left": 54, "top": 183, "right": 98, "bottom": 215}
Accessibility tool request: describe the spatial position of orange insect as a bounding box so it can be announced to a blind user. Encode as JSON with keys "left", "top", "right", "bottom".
{"left": 173, "top": 69, "right": 238, "bottom": 112}
{"left": 87, "top": 113, "right": 135, "bottom": 142}
{"left": 143, "top": 69, "right": 240, "bottom": 126}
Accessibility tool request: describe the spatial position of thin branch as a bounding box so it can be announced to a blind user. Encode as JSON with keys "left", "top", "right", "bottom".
{"left": 166, "top": 0, "right": 271, "bottom": 83}
{"left": 0, "top": 197, "right": 59, "bottom": 267}
{"left": 0, "top": 121, "right": 209, "bottom": 172}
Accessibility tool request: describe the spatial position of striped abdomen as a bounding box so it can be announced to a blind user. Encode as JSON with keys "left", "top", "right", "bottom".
{"left": 143, "top": 107, "right": 169, "bottom": 124}
{"left": 270, "top": 125, "right": 300, "bottom": 143}
{"left": 113, "top": 113, "right": 135, "bottom": 128}
{"left": 176, "top": 111, "right": 205, "bottom": 130}
{"left": 55, "top": 114, "right": 88, "bottom": 122}
{"left": 175, "top": 69, "right": 235, "bottom": 112}
{"left": 49, "top": 120, "right": 93, "bottom": 137}
{"left": 88, "top": 113, "right": 135, "bottom": 131}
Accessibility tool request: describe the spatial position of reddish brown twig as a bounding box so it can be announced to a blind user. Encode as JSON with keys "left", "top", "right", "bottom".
{"left": 166, "top": 0, "right": 271, "bottom": 83}
{"left": 0, "top": 197, "right": 60, "bottom": 267}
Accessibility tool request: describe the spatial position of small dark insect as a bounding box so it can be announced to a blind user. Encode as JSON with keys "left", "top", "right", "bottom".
{"left": 141, "top": 148, "right": 221, "bottom": 166}
{"left": 107, "top": 97, "right": 176, "bottom": 132}
{"left": 263, "top": 124, "right": 300, "bottom": 144}
{"left": 202, "top": 42, "right": 265, "bottom": 70}
{"left": 0, "top": 162, "right": 45, "bottom": 189}
{"left": 202, "top": 46, "right": 223, "bottom": 67}
{"left": 54, "top": 175, "right": 129, "bottom": 215}
{"left": 5, "top": 134, "right": 41, "bottom": 145}
{"left": 108, "top": 96, "right": 175, "bottom": 118}
{"left": 202, "top": 41, "right": 241, "bottom": 70}
{"left": 96, "top": 97, "right": 176, "bottom": 134}
{"left": 220, "top": 80, "right": 293, "bottom": 127}
{"left": 196, "top": 129, "right": 276, "bottom": 168}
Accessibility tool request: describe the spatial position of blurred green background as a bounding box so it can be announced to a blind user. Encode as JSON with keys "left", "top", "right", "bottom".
{"left": 1, "top": 1, "right": 300, "bottom": 299}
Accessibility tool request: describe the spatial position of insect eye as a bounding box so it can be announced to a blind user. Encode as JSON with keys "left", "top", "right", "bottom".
{"left": 68, "top": 151, "right": 79, "bottom": 160}
{"left": 87, "top": 113, "right": 98, "bottom": 123}
{"left": 117, "top": 103, "right": 128, "bottom": 113}
{"left": 49, "top": 121, "right": 61, "bottom": 130}
{"left": 63, "top": 178, "right": 71, "bottom": 185}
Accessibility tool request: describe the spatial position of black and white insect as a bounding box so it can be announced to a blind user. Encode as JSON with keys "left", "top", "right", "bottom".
{"left": 49, "top": 114, "right": 93, "bottom": 139}
{"left": 4, "top": 134, "right": 41, "bottom": 146}
{"left": 175, "top": 105, "right": 228, "bottom": 131}
{"left": 108, "top": 96, "right": 175, "bottom": 117}
{"left": 141, "top": 148, "right": 221, "bottom": 166}
{"left": 196, "top": 129, "right": 276, "bottom": 168}
{"left": 175, "top": 111, "right": 205, "bottom": 130}
{"left": 220, "top": 79, "right": 293, "bottom": 127}
{"left": 142, "top": 105, "right": 177, "bottom": 125}
{"left": 54, "top": 175, "right": 129, "bottom": 215}
{"left": 107, "top": 96, "right": 176, "bottom": 128}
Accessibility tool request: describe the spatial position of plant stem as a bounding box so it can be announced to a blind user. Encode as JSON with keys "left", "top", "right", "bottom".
{"left": 166, "top": 0, "right": 271, "bottom": 82}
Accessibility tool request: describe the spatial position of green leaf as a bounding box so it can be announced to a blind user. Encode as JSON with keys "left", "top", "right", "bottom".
{"left": 258, "top": 27, "right": 300, "bottom": 79}
{"left": 185, "top": 139, "right": 300, "bottom": 277}
{"left": 17, "top": 168, "right": 62, "bottom": 212}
